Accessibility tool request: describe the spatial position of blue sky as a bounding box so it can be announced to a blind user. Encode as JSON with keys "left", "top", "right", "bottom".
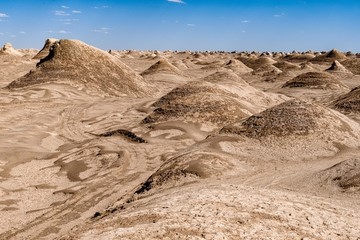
{"left": 0, "top": 0, "right": 359, "bottom": 52}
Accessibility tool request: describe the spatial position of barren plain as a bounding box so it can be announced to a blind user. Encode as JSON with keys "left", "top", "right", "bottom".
{"left": 0, "top": 40, "right": 360, "bottom": 239}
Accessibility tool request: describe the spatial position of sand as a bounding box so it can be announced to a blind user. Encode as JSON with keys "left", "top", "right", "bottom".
{"left": 0, "top": 40, "right": 360, "bottom": 240}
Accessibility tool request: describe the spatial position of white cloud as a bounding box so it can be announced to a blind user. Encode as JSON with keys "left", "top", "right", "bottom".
{"left": 61, "top": 5, "right": 69, "bottom": 9}
{"left": 0, "top": 32, "right": 4, "bottom": 35}
{"left": 0, "top": 13, "right": 9, "bottom": 18}
{"left": 94, "top": 5, "right": 109, "bottom": 9}
{"left": 60, "top": 19, "right": 79, "bottom": 25}
{"left": 273, "top": 13, "right": 285, "bottom": 17}
{"left": 187, "top": 23, "right": 195, "bottom": 27}
{"left": 92, "top": 27, "right": 111, "bottom": 34}
{"left": 19, "top": 31, "right": 26, "bottom": 34}
{"left": 168, "top": 0, "right": 185, "bottom": 4}
{"left": 58, "top": 30, "right": 70, "bottom": 34}
{"left": 72, "top": 10, "right": 82, "bottom": 14}
{"left": 10, "top": 34, "right": 16, "bottom": 38}
{"left": 241, "top": 20, "right": 249, "bottom": 23}
{"left": 55, "top": 10, "right": 70, "bottom": 16}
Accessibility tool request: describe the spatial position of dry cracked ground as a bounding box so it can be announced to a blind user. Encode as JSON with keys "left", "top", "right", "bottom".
{"left": 1, "top": 40, "right": 360, "bottom": 239}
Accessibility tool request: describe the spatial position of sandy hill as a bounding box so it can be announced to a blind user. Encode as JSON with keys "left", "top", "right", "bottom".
{"left": 326, "top": 60, "right": 352, "bottom": 74}
{"left": 273, "top": 61, "right": 300, "bottom": 71}
{"left": 224, "top": 59, "right": 253, "bottom": 74}
{"left": 282, "top": 71, "right": 347, "bottom": 90}
{"left": 341, "top": 58, "right": 360, "bottom": 75}
{"left": 311, "top": 49, "right": 347, "bottom": 63}
{"left": 141, "top": 59, "right": 182, "bottom": 76}
{"left": 317, "top": 158, "right": 360, "bottom": 193}
{"left": 316, "top": 158, "right": 360, "bottom": 193}
{"left": 332, "top": 86, "right": 360, "bottom": 113}
{"left": 32, "top": 38, "right": 58, "bottom": 60}
{"left": 142, "top": 70, "right": 287, "bottom": 129}
{"left": 238, "top": 56, "right": 277, "bottom": 70}
{"left": 282, "top": 53, "right": 315, "bottom": 62}
{"left": 6, "top": 39, "right": 151, "bottom": 96}
{"left": 253, "top": 64, "right": 282, "bottom": 76}
{"left": 217, "top": 99, "right": 360, "bottom": 160}
{"left": 0, "top": 43, "right": 22, "bottom": 57}
{"left": 135, "top": 151, "right": 235, "bottom": 193}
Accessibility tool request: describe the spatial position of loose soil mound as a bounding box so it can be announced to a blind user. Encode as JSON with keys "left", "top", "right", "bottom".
{"left": 7, "top": 39, "right": 150, "bottom": 96}
{"left": 282, "top": 71, "right": 347, "bottom": 90}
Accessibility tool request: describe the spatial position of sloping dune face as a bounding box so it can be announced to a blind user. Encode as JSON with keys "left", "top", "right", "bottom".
{"left": 7, "top": 39, "right": 151, "bottom": 97}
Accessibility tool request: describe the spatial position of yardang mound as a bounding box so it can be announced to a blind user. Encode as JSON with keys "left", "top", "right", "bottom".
{"left": 317, "top": 158, "right": 360, "bottom": 192}
{"left": 218, "top": 99, "right": 360, "bottom": 161}
{"left": 282, "top": 71, "right": 347, "bottom": 90}
{"left": 142, "top": 70, "right": 286, "bottom": 129}
{"left": 311, "top": 49, "right": 347, "bottom": 63}
{"left": 273, "top": 61, "right": 300, "bottom": 71}
{"left": 332, "top": 86, "right": 360, "bottom": 113}
{"left": 33, "top": 38, "right": 58, "bottom": 60}
{"left": 0, "top": 43, "right": 22, "bottom": 56}
{"left": 141, "top": 59, "right": 182, "bottom": 76}
{"left": 135, "top": 152, "right": 236, "bottom": 193}
{"left": 341, "top": 58, "right": 360, "bottom": 75}
{"left": 326, "top": 60, "right": 352, "bottom": 74}
{"left": 224, "top": 59, "right": 253, "bottom": 74}
{"left": 7, "top": 39, "right": 151, "bottom": 97}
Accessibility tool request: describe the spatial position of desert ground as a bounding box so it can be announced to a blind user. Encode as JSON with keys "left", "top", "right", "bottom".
{"left": 0, "top": 39, "right": 360, "bottom": 239}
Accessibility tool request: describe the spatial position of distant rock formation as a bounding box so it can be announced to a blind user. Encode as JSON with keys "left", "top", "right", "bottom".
{"left": 0, "top": 43, "right": 22, "bottom": 56}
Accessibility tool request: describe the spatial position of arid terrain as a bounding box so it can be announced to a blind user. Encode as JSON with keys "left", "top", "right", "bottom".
{"left": 1, "top": 39, "right": 360, "bottom": 239}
